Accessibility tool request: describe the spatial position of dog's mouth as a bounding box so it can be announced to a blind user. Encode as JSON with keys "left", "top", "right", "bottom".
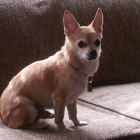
{"left": 87, "top": 56, "right": 97, "bottom": 60}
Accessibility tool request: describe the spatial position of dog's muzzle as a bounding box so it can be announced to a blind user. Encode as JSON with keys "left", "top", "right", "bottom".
{"left": 87, "top": 49, "right": 97, "bottom": 60}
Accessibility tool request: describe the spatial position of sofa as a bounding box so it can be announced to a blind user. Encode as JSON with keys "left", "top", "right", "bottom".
{"left": 0, "top": 0, "right": 140, "bottom": 139}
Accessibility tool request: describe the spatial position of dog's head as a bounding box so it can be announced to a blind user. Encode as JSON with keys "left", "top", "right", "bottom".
{"left": 63, "top": 8, "right": 103, "bottom": 61}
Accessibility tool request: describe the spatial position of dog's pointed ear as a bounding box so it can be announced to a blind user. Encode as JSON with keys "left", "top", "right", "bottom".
{"left": 90, "top": 8, "right": 103, "bottom": 32}
{"left": 63, "top": 10, "right": 80, "bottom": 36}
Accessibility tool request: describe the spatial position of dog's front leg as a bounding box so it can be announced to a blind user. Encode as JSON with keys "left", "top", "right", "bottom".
{"left": 67, "top": 100, "right": 88, "bottom": 126}
{"left": 53, "top": 97, "right": 66, "bottom": 131}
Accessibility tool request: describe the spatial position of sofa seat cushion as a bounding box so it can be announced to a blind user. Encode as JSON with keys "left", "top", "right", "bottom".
{"left": 0, "top": 103, "right": 140, "bottom": 140}
{"left": 79, "top": 82, "right": 140, "bottom": 122}
{"left": 1, "top": 83, "right": 140, "bottom": 139}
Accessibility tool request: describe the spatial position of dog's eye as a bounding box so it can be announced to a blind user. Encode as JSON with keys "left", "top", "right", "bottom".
{"left": 78, "top": 41, "right": 87, "bottom": 48}
{"left": 94, "top": 39, "right": 101, "bottom": 46}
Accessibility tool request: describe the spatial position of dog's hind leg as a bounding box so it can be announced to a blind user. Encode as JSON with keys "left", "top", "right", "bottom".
{"left": 6, "top": 104, "right": 37, "bottom": 129}
{"left": 5, "top": 97, "right": 49, "bottom": 129}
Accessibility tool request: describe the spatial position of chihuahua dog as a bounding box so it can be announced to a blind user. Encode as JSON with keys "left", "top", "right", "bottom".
{"left": 0, "top": 8, "right": 103, "bottom": 131}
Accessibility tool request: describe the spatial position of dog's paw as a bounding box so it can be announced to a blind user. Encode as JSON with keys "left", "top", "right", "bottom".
{"left": 57, "top": 123, "right": 74, "bottom": 132}
{"left": 65, "top": 127, "right": 74, "bottom": 132}
{"left": 79, "top": 121, "right": 88, "bottom": 126}
{"left": 75, "top": 121, "right": 88, "bottom": 126}
{"left": 59, "top": 127, "right": 73, "bottom": 132}
{"left": 27, "top": 120, "right": 50, "bottom": 129}
{"left": 27, "top": 123, "right": 50, "bottom": 129}
{"left": 40, "top": 123, "right": 51, "bottom": 130}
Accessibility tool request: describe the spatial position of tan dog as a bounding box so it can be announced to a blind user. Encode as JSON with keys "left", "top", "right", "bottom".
{"left": 0, "top": 8, "right": 103, "bottom": 131}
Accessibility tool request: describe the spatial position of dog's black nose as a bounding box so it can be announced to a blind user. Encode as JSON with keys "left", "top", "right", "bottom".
{"left": 88, "top": 49, "right": 97, "bottom": 60}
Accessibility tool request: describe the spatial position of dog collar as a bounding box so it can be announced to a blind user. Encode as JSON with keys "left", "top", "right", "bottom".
{"left": 82, "top": 73, "right": 93, "bottom": 92}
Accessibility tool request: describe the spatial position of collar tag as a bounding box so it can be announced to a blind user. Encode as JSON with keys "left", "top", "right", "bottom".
{"left": 81, "top": 73, "right": 93, "bottom": 92}
{"left": 87, "top": 75, "right": 93, "bottom": 92}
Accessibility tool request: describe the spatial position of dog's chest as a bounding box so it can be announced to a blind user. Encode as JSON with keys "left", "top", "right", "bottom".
{"left": 67, "top": 77, "right": 86, "bottom": 104}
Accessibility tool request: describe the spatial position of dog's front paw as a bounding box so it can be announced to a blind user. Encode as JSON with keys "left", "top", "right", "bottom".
{"left": 57, "top": 123, "right": 66, "bottom": 131}
{"left": 74, "top": 121, "right": 88, "bottom": 126}
{"left": 59, "top": 127, "right": 74, "bottom": 132}
{"left": 57, "top": 124, "right": 74, "bottom": 132}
